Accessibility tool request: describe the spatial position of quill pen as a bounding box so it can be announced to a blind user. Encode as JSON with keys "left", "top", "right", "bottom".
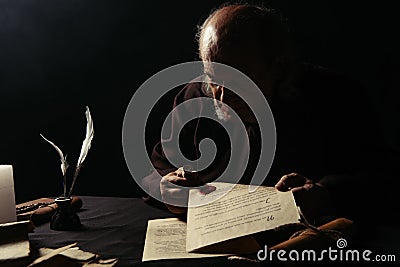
{"left": 68, "top": 106, "right": 94, "bottom": 197}
{"left": 40, "top": 134, "right": 69, "bottom": 197}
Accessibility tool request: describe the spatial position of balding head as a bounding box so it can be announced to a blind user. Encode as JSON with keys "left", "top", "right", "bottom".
{"left": 198, "top": 4, "right": 294, "bottom": 95}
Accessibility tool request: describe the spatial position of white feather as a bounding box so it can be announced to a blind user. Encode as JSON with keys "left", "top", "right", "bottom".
{"left": 40, "top": 134, "right": 69, "bottom": 176}
{"left": 77, "top": 106, "right": 94, "bottom": 166}
{"left": 67, "top": 106, "right": 94, "bottom": 197}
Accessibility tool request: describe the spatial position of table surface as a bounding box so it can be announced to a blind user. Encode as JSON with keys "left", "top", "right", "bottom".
{"left": 28, "top": 196, "right": 400, "bottom": 267}
{"left": 28, "top": 196, "right": 260, "bottom": 267}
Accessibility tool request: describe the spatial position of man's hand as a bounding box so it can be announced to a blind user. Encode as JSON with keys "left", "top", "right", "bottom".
{"left": 275, "top": 173, "right": 332, "bottom": 221}
{"left": 160, "top": 167, "right": 216, "bottom": 214}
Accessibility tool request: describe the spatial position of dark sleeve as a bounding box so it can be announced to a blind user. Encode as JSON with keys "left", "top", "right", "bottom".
{"left": 140, "top": 83, "right": 205, "bottom": 208}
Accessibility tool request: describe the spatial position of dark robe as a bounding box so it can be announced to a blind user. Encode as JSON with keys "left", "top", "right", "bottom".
{"left": 141, "top": 63, "right": 394, "bottom": 227}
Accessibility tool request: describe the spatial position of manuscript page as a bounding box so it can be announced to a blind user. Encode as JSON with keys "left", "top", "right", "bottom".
{"left": 142, "top": 218, "right": 228, "bottom": 261}
{"left": 186, "top": 182, "right": 300, "bottom": 252}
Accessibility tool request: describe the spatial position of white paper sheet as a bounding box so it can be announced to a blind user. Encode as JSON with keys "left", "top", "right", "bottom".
{"left": 186, "top": 182, "right": 300, "bottom": 252}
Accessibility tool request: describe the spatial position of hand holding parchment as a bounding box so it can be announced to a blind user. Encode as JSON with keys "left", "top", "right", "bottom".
{"left": 275, "top": 172, "right": 332, "bottom": 222}
{"left": 160, "top": 167, "right": 216, "bottom": 214}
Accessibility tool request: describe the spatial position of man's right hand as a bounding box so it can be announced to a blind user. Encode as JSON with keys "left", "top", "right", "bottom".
{"left": 160, "top": 167, "right": 215, "bottom": 214}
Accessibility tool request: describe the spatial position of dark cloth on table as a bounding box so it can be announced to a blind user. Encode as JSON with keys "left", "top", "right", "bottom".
{"left": 28, "top": 196, "right": 271, "bottom": 267}
{"left": 141, "top": 63, "right": 396, "bottom": 230}
{"left": 28, "top": 196, "right": 400, "bottom": 267}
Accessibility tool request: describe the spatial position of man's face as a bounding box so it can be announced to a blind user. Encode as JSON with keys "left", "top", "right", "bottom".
{"left": 203, "top": 48, "right": 273, "bottom": 124}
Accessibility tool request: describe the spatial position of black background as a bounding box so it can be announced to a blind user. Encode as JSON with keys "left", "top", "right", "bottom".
{"left": 0, "top": 0, "right": 398, "bottom": 204}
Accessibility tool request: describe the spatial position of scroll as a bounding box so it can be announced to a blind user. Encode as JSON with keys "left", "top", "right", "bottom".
{"left": 269, "top": 217, "right": 355, "bottom": 250}
{"left": 16, "top": 196, "right": 83, "bottom": 226}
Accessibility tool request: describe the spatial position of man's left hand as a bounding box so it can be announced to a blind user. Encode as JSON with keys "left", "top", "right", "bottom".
{"left": 275, "top": 172, "right": 332, "bottom": 222}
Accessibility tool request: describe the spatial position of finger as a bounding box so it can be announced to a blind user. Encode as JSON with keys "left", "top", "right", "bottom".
{"left": 176, "top": 171, "right": 203, "bottom": 187}
{"left": 289, "top": 181, "right": 314, "bottom": 193}
{"left": 164, "top": 188, "right": 189, "bottom": 199}
{"left": 291, "top": 186, "right": 305, "bottom": 193}
{"left": 163, "top": 196, "right": 188, "bottom": 208}
{"left": 161, "top": 186, "right": 189, "bottom": 206}
{"left": 165, "top": 170, "right": 182, "bottom": 177}
{"left": 183, "top": 170, "right": 199, "bottom": 180}
{"left": 163, "top": 168, "right": 205, "bottom": 188}
{"left": 176, "top": 167, "right": 184, "bottom": 177}
{"left": 199, "top": 185, "right": 216, "bottom": 195}
{"left": 275, "top": 173, "right": 306, "bottom": 191}
{"left": 162, "top": 176, "right": 191, "bottom": 187}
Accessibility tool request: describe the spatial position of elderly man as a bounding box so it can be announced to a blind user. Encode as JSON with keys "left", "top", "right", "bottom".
{"left": 141, "top": 4, "right": 381, "bottom": 225}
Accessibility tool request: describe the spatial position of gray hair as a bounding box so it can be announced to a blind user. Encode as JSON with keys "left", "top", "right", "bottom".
{"left": 196, "top": 3, "right": 296, "bottom": 94}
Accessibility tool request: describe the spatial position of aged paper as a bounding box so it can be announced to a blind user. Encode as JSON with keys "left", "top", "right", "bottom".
{"left": 27, "top": 243, "right": 78, "bottom": 267}
{"left": 0, "top": 221, "right": 30, "bottom": 262}
{"left": 142, "top": 218, "right": 229, "bottom": 261}
{"left": 186, "top": 182, "right": 300, "bottom": 252}
{"left": 38, "top": 246, "right": 96, "bottom": 262}
{"left": 0, "top": 240, "right": 30, "bottom": 262}
{"left": 36, "top": 245, "right": 118, "bottom": 267}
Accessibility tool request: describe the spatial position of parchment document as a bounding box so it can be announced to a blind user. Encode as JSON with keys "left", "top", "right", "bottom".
{"left": 0, "top": 221, "right": 30, "bottom": 262}
{"left": 142, "top": 218, "right": 228, "bottom": 262}
{"left": 186, "top": 182, "right": 300, "bottom": 252}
